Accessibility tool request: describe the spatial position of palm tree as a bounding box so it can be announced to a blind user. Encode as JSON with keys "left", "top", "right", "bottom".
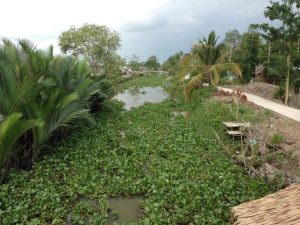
{"left": 0, "top": 39, "right": 108, "bottom": 166}
{"left": 177, "top": 31, "right": 242, "bottom": 102}
{"left": 0, "top": 113, "right": 42, "bottom": 168}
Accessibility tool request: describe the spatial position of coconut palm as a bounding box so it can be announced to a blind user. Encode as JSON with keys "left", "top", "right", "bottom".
{"left": 177, "top": 31, "right": 242, "bottom": 102}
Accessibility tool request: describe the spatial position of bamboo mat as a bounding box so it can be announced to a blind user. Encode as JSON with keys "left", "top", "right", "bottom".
{"left": 231, "top": 184, "right": 300, "bottom": 225}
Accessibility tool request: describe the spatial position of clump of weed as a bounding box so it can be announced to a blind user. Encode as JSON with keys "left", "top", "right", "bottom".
{"left": 270, "top": 133, "right": 285, "bottom": 145}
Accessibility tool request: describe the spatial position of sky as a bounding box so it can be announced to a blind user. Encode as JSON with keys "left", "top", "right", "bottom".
{"left": 0, "top": 0, "right": 271, "bottom": 62}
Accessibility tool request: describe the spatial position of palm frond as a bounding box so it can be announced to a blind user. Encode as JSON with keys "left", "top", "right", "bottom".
{"left": 176, "top": 54, "right": 203, "bottom": 81}
{"left": 211, "top": 63, "right": 242, "bottom": 85}
{"left": 184, "top": 73, "right": 204, "bottom": 102}
{"left": 0, "top": 113, "right": 42, "bottom": 167}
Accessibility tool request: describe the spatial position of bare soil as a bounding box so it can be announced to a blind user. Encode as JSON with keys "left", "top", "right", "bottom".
{"left": 225, "top": 82, "right": 280, "bottom": 102}
{"left": 257, "top": 114, "right": 300, "bottom": 181}
{"left": 213, "top": 90, "right": 300, "bottom": 183}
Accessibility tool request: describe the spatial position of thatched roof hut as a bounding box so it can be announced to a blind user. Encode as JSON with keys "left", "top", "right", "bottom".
{"left": 231, "top": 184, "right": 300, "bottom": 225}
{"left": 254, "top": 65, "right": 267, "bottom": 82}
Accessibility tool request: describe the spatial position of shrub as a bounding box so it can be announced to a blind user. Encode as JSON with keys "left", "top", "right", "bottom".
{"left": 0, "top": 39, "right": 112, "bottom": 171}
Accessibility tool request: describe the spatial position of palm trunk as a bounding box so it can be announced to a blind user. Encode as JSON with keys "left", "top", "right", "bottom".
{"left": 284, "top": 54, "right": 291, "bottom": 105}
{"left": 297, "top": 37, "right": 300, "bottom": 55}
{"left": 298, "top": 7, "right": 300, "bottom": 54}
{"left": 268, "top": 41, "right": 271, "bottom": 63}
{"left": 229, "top": 47, "right": 232, "bottom": 62}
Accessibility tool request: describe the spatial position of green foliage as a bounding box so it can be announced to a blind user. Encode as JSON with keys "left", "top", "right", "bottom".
{"left": 161, "top": 51, "right": 183, "bottom": 75}
{"left": 0, "top": 39, "right": 112, "bottom": 169}
{"left": 251, "top": 0, "right": 300, "bottom": 103}
{"left": 223, "top": 29, "right": 242, "bottom": 62}
{"left": 127, "top": 54, "right": 143, "bottom": 71}
{"left": 144, "top": 55, "right": 160, "bottom": 70}
{"left": 0, "top": 75, "right": 275, "bottom": 224}
{"left": 274, "top": 82, "right": 286, "bottom": 100}
{"left": 115, "top": 73, "right": 167, "bottom": 92}
{"left": 177, "top": 31, "right": 242, "bottom": 101}
{"left": 58, "top": 23, "right": 122, "bottom": 76}
{"left": 0, "top": 113, "right": 42, "bottom": 168}
{"left": 233, "top": 30, "right": 263, "bottom": 82}
{"left": 270, "top": 133, "right": 285, "bottom": 145}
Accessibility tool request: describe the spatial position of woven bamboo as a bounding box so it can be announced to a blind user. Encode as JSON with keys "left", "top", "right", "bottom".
{"left": 231, "top": 184, "right": 300, "bottom": 225}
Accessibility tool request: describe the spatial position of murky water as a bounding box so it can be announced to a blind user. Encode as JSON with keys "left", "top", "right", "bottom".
{"left": 106, "top": 195, "right": 143, "bottom": 225}
{"left": 114, "top": 86, "right": 169, "bottom": 110}
{"left": 65, "top": 195, "right": 143, "bottom": 225}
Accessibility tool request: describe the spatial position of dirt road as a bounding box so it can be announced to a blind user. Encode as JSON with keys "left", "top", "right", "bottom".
{"left": 219, "top": 87, "right": 300, "bottom": 122}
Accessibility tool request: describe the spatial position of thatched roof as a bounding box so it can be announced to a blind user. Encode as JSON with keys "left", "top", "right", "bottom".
{"left": 231, "top": 184, "right": 300, "bottom": 225}
{"left": 255, "top": 65, "right": 266, "bottom": 76}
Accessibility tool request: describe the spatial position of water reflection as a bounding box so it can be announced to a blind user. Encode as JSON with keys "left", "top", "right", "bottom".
{"left": 114, "top": 86, "right": 169, "bottom": 110}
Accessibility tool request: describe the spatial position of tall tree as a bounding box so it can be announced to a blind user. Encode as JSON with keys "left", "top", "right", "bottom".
{"left": 144, "top": 55, "right": 160, "bottom": 70}
{"left": 223, "top": 29, "right": 241, "bottom": 62}
{"left": 177, "top": 31, "right": 242, "bottom": 102}
{"left": 127, "top": 54, "right": 143, "bottom": 71}
{"left": 233, "top": 30, "right": 263, "bottom": 82}
{"left": 252, "top": 0, "right": 300, "bottom": 104}
{"left": 162, "top": 51, "right": 183, "bottom": 75}
{"left": 58, "top": 23, "right": 121, "bottom": 75}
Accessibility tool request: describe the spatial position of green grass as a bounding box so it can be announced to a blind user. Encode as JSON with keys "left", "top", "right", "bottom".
{"left": 0, "top": 76, "right": 276, "bottom": 224}
{"left": 270, "top": 133, "right": 285, "bottom": 145}
{"left": 115, "top": 74, "right": 168, "bottom": 92}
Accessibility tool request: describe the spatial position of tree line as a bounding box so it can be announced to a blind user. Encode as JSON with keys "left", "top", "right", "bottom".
{"left": 162, "top": 0, "right": 300, "bottom": 104}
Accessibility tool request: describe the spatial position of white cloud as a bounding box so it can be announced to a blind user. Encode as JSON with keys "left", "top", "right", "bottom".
{"left": 0, "top": 0, "right": 270, "bottom": 60}
{"left": 0, "top": 0, "right": 168, "bottom": 36}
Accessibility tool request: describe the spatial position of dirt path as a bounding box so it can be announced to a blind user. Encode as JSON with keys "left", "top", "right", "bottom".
{"left": 219, "top": 87, "right": 300, "bottom": 122}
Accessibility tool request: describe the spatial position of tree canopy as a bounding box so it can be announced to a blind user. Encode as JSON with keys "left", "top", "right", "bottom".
{"left": 251, "top": 0, "right": 300, "bottom": 104}
{"left": 144, "top": 55, "right": 160, "bottom": 70}
{"left": 58, "top": 23, "right": 121, "bottom": 76}
{"left": 177, "top": 31, "right": 242, "bottom": 102}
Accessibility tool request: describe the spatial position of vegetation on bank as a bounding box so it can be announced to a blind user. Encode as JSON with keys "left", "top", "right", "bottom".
{"left": 163, "top": 1, "right": 300, "bottom": 105}
{"left": 0, "top": 75, "right": 277, "bottom": 224}
{"left": 176, "top": 31, "right": 242, "bottom": 102}
{"left": 0, "top": 40, "right": 112, "bottom": 175}
{"left": 1, "top": 1, "right": 299, "bottom": 223}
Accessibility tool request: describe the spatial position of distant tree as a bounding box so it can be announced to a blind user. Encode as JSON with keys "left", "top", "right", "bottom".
{"left": 127, "top": 54, "right": 143, "bottom": 71}
{"left": 144, "top": 55, "right": 160, "bottom": 70}
{"left": 58, "top": 23, "right": 121, "bottom": 76}
{"left": 162, "top": 51, "right": 183, "bottom": 75}
{"left": 223, "top": 29, "right": 241, "bottom": 62}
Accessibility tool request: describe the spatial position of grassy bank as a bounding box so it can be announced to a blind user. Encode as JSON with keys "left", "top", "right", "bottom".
{"left": 115, "top": 74, "right": 168, "bottom": 92}
{"left": 0, "top": 75, "right": 276, "bottom": 224}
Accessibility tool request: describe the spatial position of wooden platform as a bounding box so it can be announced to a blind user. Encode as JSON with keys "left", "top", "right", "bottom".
{"left": 231, "top": 184, "right": 300, "bottom": 225}
{"left": 223, "top": 122, "right": 250, "bottom": 129}
{"left": 227, "top": 131, "right": 244, "bottom": 137}
{"left": 224, "top": 122, "right": 250, "bottom": 137}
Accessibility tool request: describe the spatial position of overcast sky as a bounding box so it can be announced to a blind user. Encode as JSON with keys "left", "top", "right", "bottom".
{"left": 0, "top": 0, "right": 270, "bottom": 62}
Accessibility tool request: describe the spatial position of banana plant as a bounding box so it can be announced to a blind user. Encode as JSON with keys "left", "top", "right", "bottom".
{"left": 177, "top": 31, "right": 242, "bottom": 102}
